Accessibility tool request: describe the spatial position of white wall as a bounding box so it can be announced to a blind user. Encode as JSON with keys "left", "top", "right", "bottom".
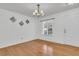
{"left": 37, "top": 7, "right": 79, "bottom": 47}
{"left": 0, "top": 7, "right": 79, "bottom": 48}
{"left": 0, "top": 9, "right": 37, "bottom": 48}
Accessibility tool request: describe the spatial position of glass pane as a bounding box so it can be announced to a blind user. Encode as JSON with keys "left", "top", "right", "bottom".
{"left": 44, "top": 22, "right": 48, "bottom": 28}
{"left": 48, "top": 28, "right": 52, "bottom": 35}
{"left": 44, "top": 30, "right": 47, "bottom": 35}
{"left": 48, "top": 22, "right": 52, "bottom": 35}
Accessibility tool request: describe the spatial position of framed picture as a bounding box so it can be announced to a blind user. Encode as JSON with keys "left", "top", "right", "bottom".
{"left": 19, "top": 21, "right": 24, "bottom": 26}
{"left": 10, "top": 17, "right": 16, "bottom": 22}
{"left": 26, "top": 19, "right": 29, "bottom": 24}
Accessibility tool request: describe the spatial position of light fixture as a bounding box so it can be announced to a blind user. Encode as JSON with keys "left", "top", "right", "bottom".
{"left": 33, "top": 4, "right": 45, "bottom": 16}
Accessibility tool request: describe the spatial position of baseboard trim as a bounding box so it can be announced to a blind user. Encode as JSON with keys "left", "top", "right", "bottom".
{"left": 0, "top": 39, "right": 35, "bottom": 49}
{"left": 37, "top": 39, "right": 79, "bottom": 48}
{"left": 0, "top": 38, "right": 79, "bottom": 49}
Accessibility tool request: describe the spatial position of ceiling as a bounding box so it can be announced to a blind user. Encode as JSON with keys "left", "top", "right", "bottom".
{"left": 0, "top": 3, "right": 79, "bottom": 18}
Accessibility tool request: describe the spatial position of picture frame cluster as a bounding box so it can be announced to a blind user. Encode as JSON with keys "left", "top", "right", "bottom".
{"left": 10, "top": 16, "right": 30, "bottom": 26}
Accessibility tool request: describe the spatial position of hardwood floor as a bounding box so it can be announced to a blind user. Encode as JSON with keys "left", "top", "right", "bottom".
{"left": 0, "top": 39, "right": 79, "bottom": 56}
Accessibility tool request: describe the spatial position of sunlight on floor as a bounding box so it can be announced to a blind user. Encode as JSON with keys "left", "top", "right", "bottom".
{"left": 43, "top": 44, "right": 53, "bottom": 56}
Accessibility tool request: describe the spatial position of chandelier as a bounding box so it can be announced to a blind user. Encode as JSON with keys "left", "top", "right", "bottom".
{"left": 33, "top": 4, "right": 45, "bottom": 16}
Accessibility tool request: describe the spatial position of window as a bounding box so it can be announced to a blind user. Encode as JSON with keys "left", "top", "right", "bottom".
{"left": 42, "top": 21, "right": 53, "bottom": 36}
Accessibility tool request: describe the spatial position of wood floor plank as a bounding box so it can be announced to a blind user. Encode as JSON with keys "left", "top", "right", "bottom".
{"left": 0, "top": 39, "right": 79, "bottom": 56}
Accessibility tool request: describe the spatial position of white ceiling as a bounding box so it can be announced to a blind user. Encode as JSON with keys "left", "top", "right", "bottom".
{"left": 0, "top": 3, "right": 79, "bottom": 18}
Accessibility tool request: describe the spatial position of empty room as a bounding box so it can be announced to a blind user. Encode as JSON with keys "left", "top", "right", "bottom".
{"left": 0, "top": 3, "right": 79, "bottom": 56}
